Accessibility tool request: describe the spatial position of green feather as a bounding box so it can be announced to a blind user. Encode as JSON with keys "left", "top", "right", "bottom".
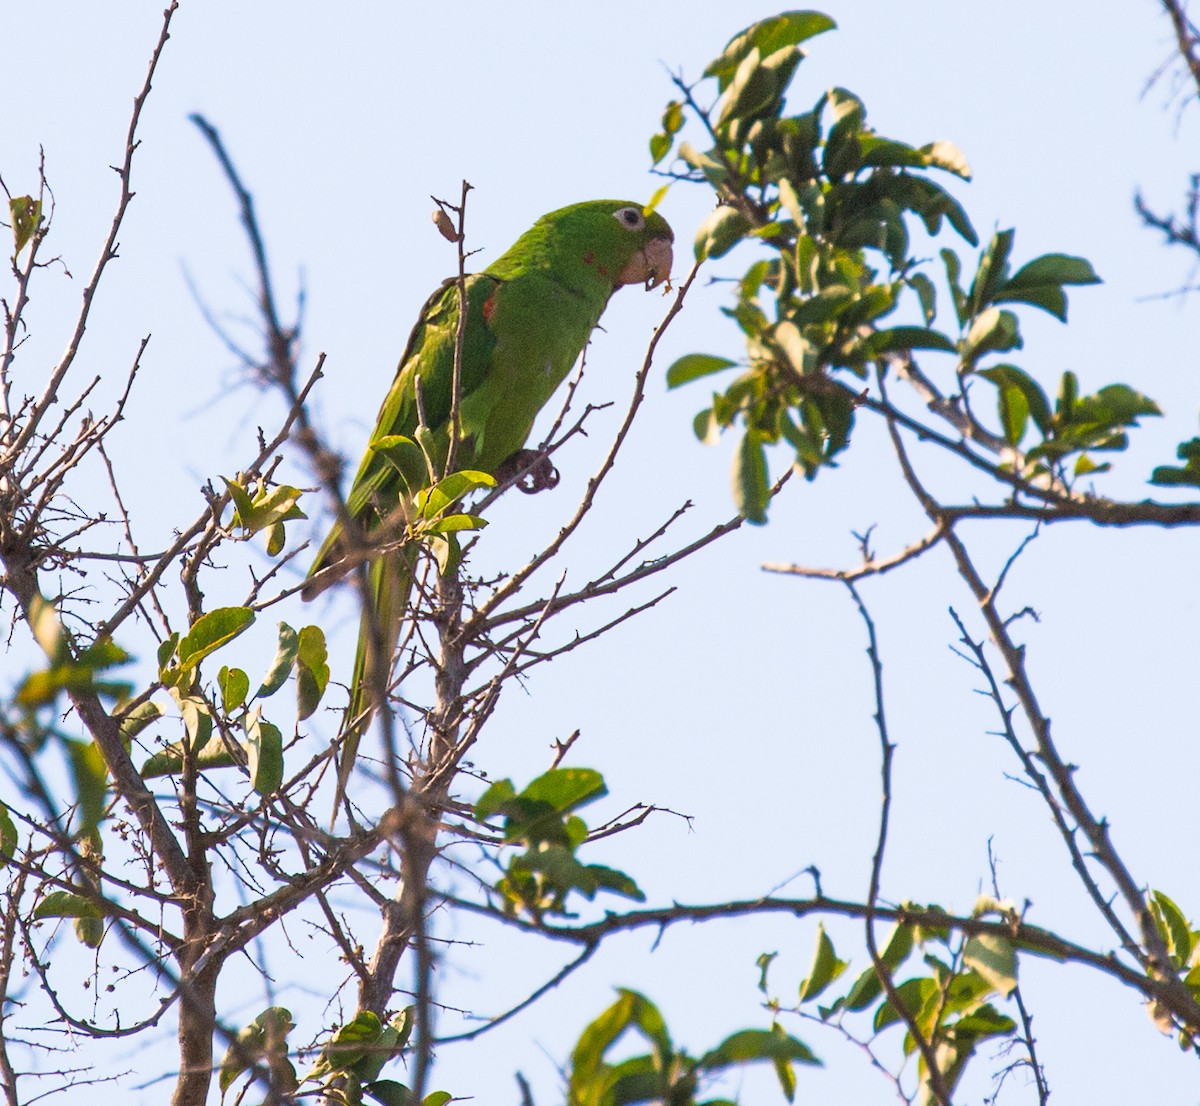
{"left": 305, "top": 199, "right": 674, "bottom": 823}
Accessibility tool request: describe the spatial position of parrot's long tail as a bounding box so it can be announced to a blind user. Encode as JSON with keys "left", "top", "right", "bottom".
{"left": 331, "top": 545, "right": 417, "bottom": 825}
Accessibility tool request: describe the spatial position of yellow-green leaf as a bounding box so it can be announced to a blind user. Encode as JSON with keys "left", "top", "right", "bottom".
{"left": 10, "top": 195, "right": 42, "bottom": 256}
{"left": 178, "top": 607, "right": 255, "bottom": 673}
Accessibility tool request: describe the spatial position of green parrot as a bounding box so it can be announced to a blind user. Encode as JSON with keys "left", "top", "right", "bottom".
{"left": 303, "top": 199, "right": 674, "bottom": 816}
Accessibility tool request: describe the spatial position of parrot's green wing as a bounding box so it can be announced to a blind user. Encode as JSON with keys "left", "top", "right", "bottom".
{"left": 306, "top": 272, "right": 501, "bottom": 589}
{"left": 307, "top": 200, "right": 674, "bottom": 825}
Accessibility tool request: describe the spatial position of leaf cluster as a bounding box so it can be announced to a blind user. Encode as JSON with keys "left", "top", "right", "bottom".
{"left": 567, "top": 988, "right": 816, "bottom": 1106}
{"left": 783, "top": 908, "right": 1019, "bottom": 1103}
{"left": 654, "top": 10, "right": 1178, "bottom": 518}
{"left": 141, "top": 610, "right": 330, "bottom": 798}
{"left": 475, "top": 768, "right": 645, "bottom": 919}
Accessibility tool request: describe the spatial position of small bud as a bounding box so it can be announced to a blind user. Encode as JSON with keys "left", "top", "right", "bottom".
{"left": 432, "top": 209, "right": 458, "bottom": 243}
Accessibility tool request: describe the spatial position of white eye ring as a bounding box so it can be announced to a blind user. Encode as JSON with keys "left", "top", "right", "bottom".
{"left": 613, "top": 206, "right": 645, "bottom": 231}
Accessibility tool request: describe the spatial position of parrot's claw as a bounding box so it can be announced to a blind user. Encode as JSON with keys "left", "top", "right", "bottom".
{"left": 497, "top": 449, "right": 560, "bottom": 494}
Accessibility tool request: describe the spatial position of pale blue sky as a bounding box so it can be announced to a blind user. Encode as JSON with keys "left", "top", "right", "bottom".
{"left": 5, "top": 2, "right": 1200, "bottom": 1102}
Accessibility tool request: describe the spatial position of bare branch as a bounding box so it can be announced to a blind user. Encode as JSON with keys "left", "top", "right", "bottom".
{"left": 6, "top": 3, "right": 181, "bottom": 464}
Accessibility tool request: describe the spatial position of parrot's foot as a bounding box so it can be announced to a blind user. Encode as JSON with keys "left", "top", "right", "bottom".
{"left": 496, "top": 449, "right": 560, "bottom": 494}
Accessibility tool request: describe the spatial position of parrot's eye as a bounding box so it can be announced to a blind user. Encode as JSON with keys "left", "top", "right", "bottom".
{"left": 613, "top": 206, "right": 645, "bottom": 231}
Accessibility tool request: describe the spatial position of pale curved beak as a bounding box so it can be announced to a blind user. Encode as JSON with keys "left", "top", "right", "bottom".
{"left": 618, "top": 235, "right": 674, "bottom": 290}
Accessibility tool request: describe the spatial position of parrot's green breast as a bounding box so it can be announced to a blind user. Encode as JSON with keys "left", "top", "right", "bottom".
{"left": 459, "top": 269, "right": 606, "bottom": 467}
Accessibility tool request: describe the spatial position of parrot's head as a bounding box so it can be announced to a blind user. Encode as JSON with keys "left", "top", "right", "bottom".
{"left": 605, "top": 203, "right": 674, "bottom": 291}
{"left": 498, "top": 200, "right": 674, "bottom": 294}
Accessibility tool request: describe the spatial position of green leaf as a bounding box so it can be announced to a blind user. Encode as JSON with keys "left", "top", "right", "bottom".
{"left": 1073, "top": 454, "right": 1108, "bottom": 476}
{"left": 996, "top": 382, "right": 1030, "bottom": 446}
{"left": 789, "top": 285, "right": 855, "bottom": 327}
{"left": 571, "top": 990, "right": 666, "bottom": 1091}
{"left": 869, "top": 326, "right": 957, "bottom": 356}
{"left": 968, "top": 229, "right": 1015, "bottom": 318}
{"left": 308, "top": 1011, "right": 385, "bottom": 1081}
{"left": 170, "top": 690, "right": 214, "bottom": 754}
{"left": 733, "top": 430, "right": 770, "bottom": 524}
{"left": 177, "top": 607, "right": 255, "bottom": 673}
{"left": 141, "top": 733, "right": 239, "bottom": 778}
{"left": 358, "top": 1024, "right": 402, "bottom": 1085}
{"left": 718, "top": 45, "right": 802, "bottom": 135}
{"left": 994, "top": 283, "right": 1066, "bottom": 320}
{"left": 219, "top": 666, "right": 250, "bottom": 713}
{"left": 1057, "top": 369, "right": 1078, "bottom": 421}
{"left": 28, "top": 593, "right": 64, "bottom": 659}
{"left": 221, "top": 1006, "right": 296, "bottom": 1097}
{"left": 117, "top": 699, "right": 162, "bottom": 745}
{"left": 1006, "top": 252, "right": 1101, "bottom": 288}
{"left": 1152, "top": 436, "right": 1200, "bottom": 488}
{"left": 666, "top": 353, "right": 738, "bottom": 389}
{"left": 224, "top": 478, "right": 306, "bottom": 539}
{"left": 773, "top": 321, "right": 816, "bottom": 373}
{"left": 992, "top": 253, "right": 1100, "bottom": 321}
{"left": 701, "top": 1027, "right": 819, "bottom": 1069}
{"left": 415, "top": 469, "right": 495, "bottom": 519}
{"left": 602, "top": 1058, "right": 667, "bottom": 1106}
{"left": 908, "top": 273, "right": 937, "bottom": 325}
{"left": 1088, "top": 383, "right": 1160, "bottom": 423}
{"left": 858, "top": 137, "right": 924, "bottom": 170}
{"left": 75, "top": 915, "right": 105, "bottom": 948}
{"left": 520, "top": 768, "right": 607, "bottom": 813}
{"left": 222, "top": 477, "right": 256, "bottom": 528}
{"left": 953, "top": 1004, "right": 1016, "bottom": 1038}
{"left": 704, "top": 11, "right": 836, "bottom": 89}
{"left": 296, "top": 625, "right": 330, "bottom": 721}
{"left": 843, "top": 922, "right": 914, "bottom": 1010}
{"left": 700, "top": 1024, "right": 819, "bottom": 1105}
{"left": 645, "top": 183, "right": 670, "bottom": 215}
{"left": 678, "top": 141, "right": 731, "bottom": 188}
{"left": 257, "top": 622, "right": 299, "bottom": 699}
{"left": 822, "top": 87, "right": 865, "bottom": 179}
{"left": 941, "top": 248, "right": 967, "bottom": 326}
{"left": 580, "top": 862, "right": 645, "bottom": 903}
{"left": 423, "top": 513, "right": 487, "bottom": 535}
{"left": 244, "top": 710, "right": 283, "bottom": 796}
{"left": 695, "top": 205, "right": 752, "bottom": 261}
{"left": 775, "top": 1051, "right": 798, "bottom": 1103}
{"left": 650, "top": 132, "right": 672, "bottom": 165}
{"left": 962, "top": 934, "right": 1018, "bottom": 996}
{"left": 157, "top": 633, "right": 181, "bottom": 679}
{"left": 662, "top": 99, "right": 684, "bottom": 135}
{"left": 373, "top": 434, "right": 428, "bottom": 495}
{"left": 873, "top": 976, "right": 938, "bottom": 1033}
{"left": 363, "top": 1084, "right": 412, "bottom": 1106}
{"left": 1151, "top": 890, "right": 1194, "bottom": 964}
{"left": 65, "top": 737, "right": 108, "bottom": 843}
{"left": 962, "top": 307, "right": 1022, "bottom": 363}
{"left": 475, "top": 779, "right": 517, "bottom": 822}
{"left": 798, "top": 924, "right": 849, "bottom": 1002}
{"left": 903, "top": 177, "right": 977, "bottom": 246}
{"left": 693, "top": 407, "right": 721, "bottom": 445}
{"left": 429, "top": 530, "right": 462, "bottom": 576}
{"left": 978, "top": 364, "right": 1051, "bottom": 433}
{"left": 0, "top": 801, "right": 16, "bottom": 866}
{"left": 10, "top": 195, "right": 43, "bottom": 256}
{"left": 757, "top": 951, "right": 778, "bottom": 994}
{"left": 252, "top": 483, "right": 305, "bottom": 524}
{"left": 624, "top": 989, "right": 673, "bottom": 1061}
{"left": 16, "top": 625, "right": 133, "bottom": 709}
{"left": 34, "top": 890, "right": 103, "bottom": 920}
